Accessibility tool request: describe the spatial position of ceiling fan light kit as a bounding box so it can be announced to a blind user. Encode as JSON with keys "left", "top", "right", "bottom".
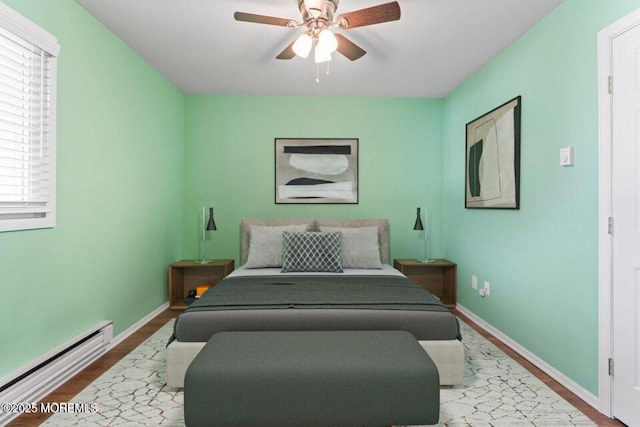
{"left": 292, "top": 29, "right": 337, "bottom": 62}
{"left": 234, "top": 0, "right": 401, "bottom": 81}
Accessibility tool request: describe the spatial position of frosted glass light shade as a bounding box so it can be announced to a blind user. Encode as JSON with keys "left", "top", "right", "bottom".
{"left": 318, "top": 29, "right": 338, "bottom": 53}
{"left": 314, "top": 44, "right": 332, "bottom": 63}
{"left": 293, "top": 33, "right": 313, "bottom": 58}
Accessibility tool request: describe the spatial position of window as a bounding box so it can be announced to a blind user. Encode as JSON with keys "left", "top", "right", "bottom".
{"left": 0, "top": 3, "right": 58, "bottom": 232}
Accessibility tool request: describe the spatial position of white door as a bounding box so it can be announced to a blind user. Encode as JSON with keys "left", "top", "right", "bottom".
{"left": 611, "top": 21, "right": 640, "bottom": 427}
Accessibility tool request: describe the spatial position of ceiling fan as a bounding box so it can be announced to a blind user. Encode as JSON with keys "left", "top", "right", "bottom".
{"left": 234, "top": 0, "right": 401, "bottom": 63}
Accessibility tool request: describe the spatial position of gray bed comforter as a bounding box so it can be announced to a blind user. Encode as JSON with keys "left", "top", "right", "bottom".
{"left": 188, "top": 274, "right": 450, "bottom": 311}
{"left": 172, "top": 274, "right": 460, "bottom": 342}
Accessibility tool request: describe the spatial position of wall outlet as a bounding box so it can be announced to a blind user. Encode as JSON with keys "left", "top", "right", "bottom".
{"left": 484, "top": 281, "right": 491, "bottom": 295}
{"left": 472, "top": 275, "right": 478, "bottom": 289}
{"left": 479, "top": 287, "right": 486, "bottom": 297}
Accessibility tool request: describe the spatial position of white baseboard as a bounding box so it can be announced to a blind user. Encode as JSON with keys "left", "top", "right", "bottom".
{"left": 456, "top": 304, "right": 602, "bottom": 414}
{"left": 0, "top": 302, "right": 168, "bottom": 425}
{"left": 0, "top": 321, "right": 113, "bottom": 425}
{"left": 107, "top": 301, "right": 169, "bottom": 350}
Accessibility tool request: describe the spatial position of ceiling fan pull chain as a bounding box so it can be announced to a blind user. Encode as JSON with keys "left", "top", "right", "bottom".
{"left": 326, "top": 61, "right": 330, "bottom": 76}
{"left": 316, "top": 63, "right": 320, "bottom": 83}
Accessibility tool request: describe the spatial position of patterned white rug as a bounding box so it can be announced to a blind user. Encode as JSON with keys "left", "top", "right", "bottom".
{"left": 43, "top": 319, "right": 595, "bottom": 426}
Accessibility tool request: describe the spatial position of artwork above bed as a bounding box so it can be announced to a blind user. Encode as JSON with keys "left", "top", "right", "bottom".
{"left": 275, "top": 138, "right": 358, "bottom": 204}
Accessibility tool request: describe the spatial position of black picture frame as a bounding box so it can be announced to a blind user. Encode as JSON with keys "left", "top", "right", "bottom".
{"left": 275, "top": 138, "right": 359, "bottom": 204}
{"left": 465, "top": 96, "right": 521, "bottom": 209}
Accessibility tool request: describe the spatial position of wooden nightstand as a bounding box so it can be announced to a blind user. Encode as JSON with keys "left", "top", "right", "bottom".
{"left": 393, "top": 259, "right": 457, "bottom": 308}
{"left": 168, "top": 259, "right": 234, "bottom": 310}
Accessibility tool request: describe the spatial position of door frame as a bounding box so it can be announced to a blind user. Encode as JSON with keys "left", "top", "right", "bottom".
{"left": 597, "top": 7, "right": 640, "bottom": 417}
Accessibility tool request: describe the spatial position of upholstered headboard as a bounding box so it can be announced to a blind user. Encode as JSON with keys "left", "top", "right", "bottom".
{"left": 241, "top": 218, "right": 390, "bottom": 265}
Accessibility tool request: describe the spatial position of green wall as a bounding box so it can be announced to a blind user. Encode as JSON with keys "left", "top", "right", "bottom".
{"left": 183, "top": 95, "right": 444, "bottom": 265}
{"left": 442, "top": 0, "right": 640, "bottom": 395}
{"left": 0, "top": 0, "right": 184, "bottom": 379}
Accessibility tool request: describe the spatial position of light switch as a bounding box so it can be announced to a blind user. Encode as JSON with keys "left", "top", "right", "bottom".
{"left": 560, "top": 147, "right": 574, "bottom": 166}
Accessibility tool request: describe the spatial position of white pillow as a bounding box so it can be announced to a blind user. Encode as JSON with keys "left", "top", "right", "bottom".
{"left": 319, "top": 226, "right": 382, "bottom": 269}
{"left": 245, "top": 224, "right": 310, "bottom": 268}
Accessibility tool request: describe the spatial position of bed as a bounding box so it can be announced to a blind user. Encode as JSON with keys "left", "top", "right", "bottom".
{"left": 166, "top": 219, "right": 465, "bottom": 388}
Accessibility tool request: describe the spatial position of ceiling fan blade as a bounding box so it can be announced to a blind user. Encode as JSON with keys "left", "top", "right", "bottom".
{"left": 335, "top": 1, "right": 401, "bottom": 29}
{"left": 334, "top": 33, "right": 366, "bottom": 61}
{"left": 276, "top": 40, "right": 296, "bottom": 60}
{"left": 234, "top": 11, "right": 295, "bottom": 27}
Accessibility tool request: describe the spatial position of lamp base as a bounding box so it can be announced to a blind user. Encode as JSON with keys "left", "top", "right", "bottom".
{"left": 416, "top": 258, "right": 436, "bottom": 263}
{"left": 197, "top": 259, "right": 210, "bottom": 264}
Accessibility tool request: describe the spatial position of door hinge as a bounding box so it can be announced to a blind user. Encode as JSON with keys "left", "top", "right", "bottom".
{"left": 608, "top": 358, "right": 614, "bottom": 376}
{"left": 608, "top": 217, "right": 614, "bottom": 235}
{"left": 608, "top": 76, "right": 613, "bottom": 94}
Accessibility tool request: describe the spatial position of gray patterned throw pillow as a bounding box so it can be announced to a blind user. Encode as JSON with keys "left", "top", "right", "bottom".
{"left": 281, "top": 231, "right": 343, "bottom": 273}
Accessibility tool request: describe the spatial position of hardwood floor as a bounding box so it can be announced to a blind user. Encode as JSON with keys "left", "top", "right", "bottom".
{"left": 452, "top": 309, "right": 626, "bottom": 427}
{"left": 9, "top": 308, "right": 625, "bottom": 426}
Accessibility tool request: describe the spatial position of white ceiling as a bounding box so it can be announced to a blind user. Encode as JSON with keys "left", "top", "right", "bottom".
{"left": 75, "top": 0, "right": 563, "bottom": 98}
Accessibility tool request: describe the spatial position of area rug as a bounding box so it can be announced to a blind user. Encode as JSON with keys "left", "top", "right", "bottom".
{"left": 42, "top": 319, "right": 595, "bottom": 426}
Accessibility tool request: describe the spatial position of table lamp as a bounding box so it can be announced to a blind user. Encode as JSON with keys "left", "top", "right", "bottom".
{"left": 199, "top": 206, "right": 217, "bottom": 264}
{"left": 413, "top": 207, "right": 433, "bottom": 263}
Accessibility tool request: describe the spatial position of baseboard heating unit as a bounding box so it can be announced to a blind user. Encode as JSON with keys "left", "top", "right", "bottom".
{"left": 0, "top": 320, "right": 113, "bottom": 425}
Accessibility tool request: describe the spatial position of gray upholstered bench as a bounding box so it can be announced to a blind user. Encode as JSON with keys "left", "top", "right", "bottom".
{"left": 184, "top": 330, "right": 440, "bottom": 427}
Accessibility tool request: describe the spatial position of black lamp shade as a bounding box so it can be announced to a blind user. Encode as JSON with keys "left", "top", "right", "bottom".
{"left": 206, "top": 207, "right": 217, "bottom": 231}
{"left": 413, "top": 207, "right": 424, "bottom": 231}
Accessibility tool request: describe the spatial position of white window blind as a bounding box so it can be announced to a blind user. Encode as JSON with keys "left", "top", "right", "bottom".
{"left": 0, "top": 4, "right": 58, "bottom": 232}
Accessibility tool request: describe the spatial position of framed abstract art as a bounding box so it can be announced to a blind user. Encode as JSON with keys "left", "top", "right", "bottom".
{"left": 465, "top": 96, "right": 521, "bottom": 209}
{"left": 275, "top": 138, "right": 358, "bottom": 204}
